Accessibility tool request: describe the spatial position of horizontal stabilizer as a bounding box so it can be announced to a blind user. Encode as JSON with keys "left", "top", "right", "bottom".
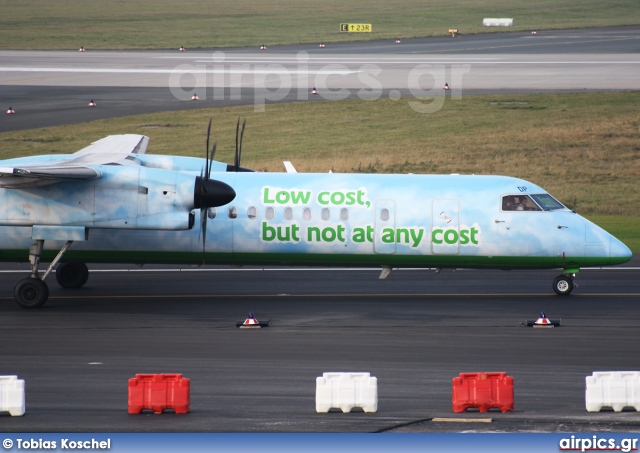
{"left": 283, "top": 161, "right": 297, "bottom": 173}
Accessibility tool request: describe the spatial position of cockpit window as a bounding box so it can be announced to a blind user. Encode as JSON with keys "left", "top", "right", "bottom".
{"left": 530, "top": 194, "right": 566, "bottom": 211}
{"left": 502, "top": 195, "right": 541, "bottom": 211}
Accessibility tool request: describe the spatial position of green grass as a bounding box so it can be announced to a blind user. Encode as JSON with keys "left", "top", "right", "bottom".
{"left": 1, "top": 91, "right": 639, "bottom": 253}
{"left": 0, "top": 0, "right": 638, "bottom": 50}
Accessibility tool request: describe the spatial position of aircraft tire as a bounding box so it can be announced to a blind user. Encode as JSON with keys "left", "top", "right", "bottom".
{"left": 55, "top": 263, "right": 89, "bottom": 289}
{"left": 553, "top": 275, "right": 574, "bottom": 296}
{"left": 14, "top": 278, "right": 49, "bottom": 308}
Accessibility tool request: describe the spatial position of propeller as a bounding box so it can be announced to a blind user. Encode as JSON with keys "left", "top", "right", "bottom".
{"left": 226, "top": 117, "right": 253, "bottom": 172}
{"left": 194, "top": 118, "right": 236, "bottom": 255}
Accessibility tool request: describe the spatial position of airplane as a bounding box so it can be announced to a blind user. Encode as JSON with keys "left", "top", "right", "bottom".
{"left": 0, "top": 120, "right": 632, "bottom": 308}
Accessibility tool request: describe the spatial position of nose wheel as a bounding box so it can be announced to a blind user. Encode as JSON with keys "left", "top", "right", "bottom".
{"left": 553, "top": 274, "right": 575, "bottom": 296}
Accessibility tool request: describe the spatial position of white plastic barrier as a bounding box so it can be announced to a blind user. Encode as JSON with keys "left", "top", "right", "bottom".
{"left": 483, "top": 18, "right": 514, "bottom": 27}
{"left": 316, "top": 372, "right": 377, "bottom": 413}
{"left": 0, "top": 375, "right": 25, "bottom": 416}
{"left": 586, "top": 371, "right": 640, "bottom": 412}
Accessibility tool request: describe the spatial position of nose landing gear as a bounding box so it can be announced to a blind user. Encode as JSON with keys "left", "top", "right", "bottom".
{"left": 553, "top": 273, "right": 578, "bottom": 296}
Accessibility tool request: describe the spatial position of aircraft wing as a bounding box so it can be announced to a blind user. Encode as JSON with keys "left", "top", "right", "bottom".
{"left": 0, "top": 135, "right": 148, "bottom": 188}
{"left": 68, "top": 134, "right": 149, "bottom": 166}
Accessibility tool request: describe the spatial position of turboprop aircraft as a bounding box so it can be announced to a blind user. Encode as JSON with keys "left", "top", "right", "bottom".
{"left": 0, "top": 120, "right": 632, "bottom": 308}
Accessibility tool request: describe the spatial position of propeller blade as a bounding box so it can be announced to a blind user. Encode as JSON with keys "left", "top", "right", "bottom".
{"left": 208, "top": 142, "right": 216, "bottom": 178}
{"left": 205, "top": 117, "right": 213, "bottom": 181}
{"left": 237, "top": 119, "right": 246, "bottom": 173}
{"left": 200, "top": 206, "right": 207, "bottom": 256}
{"left": 234, "top": 117, "right": 240, "bottom": 172}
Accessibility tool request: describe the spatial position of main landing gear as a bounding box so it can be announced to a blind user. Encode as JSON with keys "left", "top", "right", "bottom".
{"left": 13, "top": 240, "right": 89, "bottom": 309}
{"left": 553, "top": 273, "right": 578, "bottom": 296}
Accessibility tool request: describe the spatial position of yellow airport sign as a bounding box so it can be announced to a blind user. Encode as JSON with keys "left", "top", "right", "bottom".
{"left": 340, "top": 23, "right": 372, "bottom": 33}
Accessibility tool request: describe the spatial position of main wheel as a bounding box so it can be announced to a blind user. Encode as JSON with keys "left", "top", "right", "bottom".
{"left": 14, "top": 278, "right": 49, "bottom": 308}
{"left": 553, "top": 275, "right": 574, "bottom": 296}
{"left": 55, "top": 262, "right": 89, "bottom": 289}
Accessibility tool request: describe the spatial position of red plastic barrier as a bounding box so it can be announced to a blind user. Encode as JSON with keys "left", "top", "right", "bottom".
{"left": 452, "top": 372, "right": 514, "bottom": 413}
{"left": 128, "top": 374, "right": 190, "bottom": 414}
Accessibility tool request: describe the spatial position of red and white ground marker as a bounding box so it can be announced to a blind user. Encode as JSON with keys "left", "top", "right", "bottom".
{"left": 260, "top": 44, "right": 266, "bottom": 50}
{"left": 443, "top": 83, "right": 451, "bottom": 90}
{"left": 535, "top": 312, "right": 552, "bottom": 327}
{"left": 236, "top": 312, "right": 271, "bottom": 328}
{"left": 88, "top": 100, "right": 96, "bottom": 107}
{"left": 311, "top": 87, "right": 318, "bottom": 95}
{"left": 191, "top": 94, "right": 199, "bottom": 101}
{"left": 319, "top": 43, "right": 325, "bottom": 48}
{"left": 79, "top": 46, "right": 85, "bottom": 52}
{"left": 395, "top": 38, "right": 401, "bottom": 44}
{"left": 523, "top": 312, "right": 560, "bottom": 328}
{"left": 6, "top": 107, "right": 15, "bottom": 114}
{"left": 179, "top": 46, "right": 186, "bottom": 51}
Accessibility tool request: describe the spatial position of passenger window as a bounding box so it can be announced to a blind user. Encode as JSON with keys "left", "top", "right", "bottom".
{"left": 321, "top": 208, "right": 330, "bottom": 221}
{"left": 380, "top": 208, "right": 390, "bottom": 221}
{"left": 248, "top": 206, "right": 257, "bottom": 219}
{"left": 228, "top": 206, "right": 238, "bottom": 219}
{"left": 284, "top": 207, "right": 293, "bottom": 220}
{"left": 266, "top": 207, "right": 274, "bottom": 220}
{"left": 303, "top": 207, "right": 312, "bottom": 221}
{"left": 207, "top": 207, "right": 217, "bottom": 219}
{"left": 340, "top": 208, "right": 349, "bottom": 221}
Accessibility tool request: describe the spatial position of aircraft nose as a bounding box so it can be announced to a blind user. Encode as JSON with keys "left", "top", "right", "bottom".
{"left": 610, "top": 234, "right": 632, "bottom": 263}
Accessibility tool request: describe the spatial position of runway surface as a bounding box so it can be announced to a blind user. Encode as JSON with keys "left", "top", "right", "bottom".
{"left": 1, "top": 27, "right": 639, "bottom": 433}
{"left": 1, "top": 26, "right": 639, "bottom": 132}
{"left": 0, "top": 260, "right": 639, "bottom": 432}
